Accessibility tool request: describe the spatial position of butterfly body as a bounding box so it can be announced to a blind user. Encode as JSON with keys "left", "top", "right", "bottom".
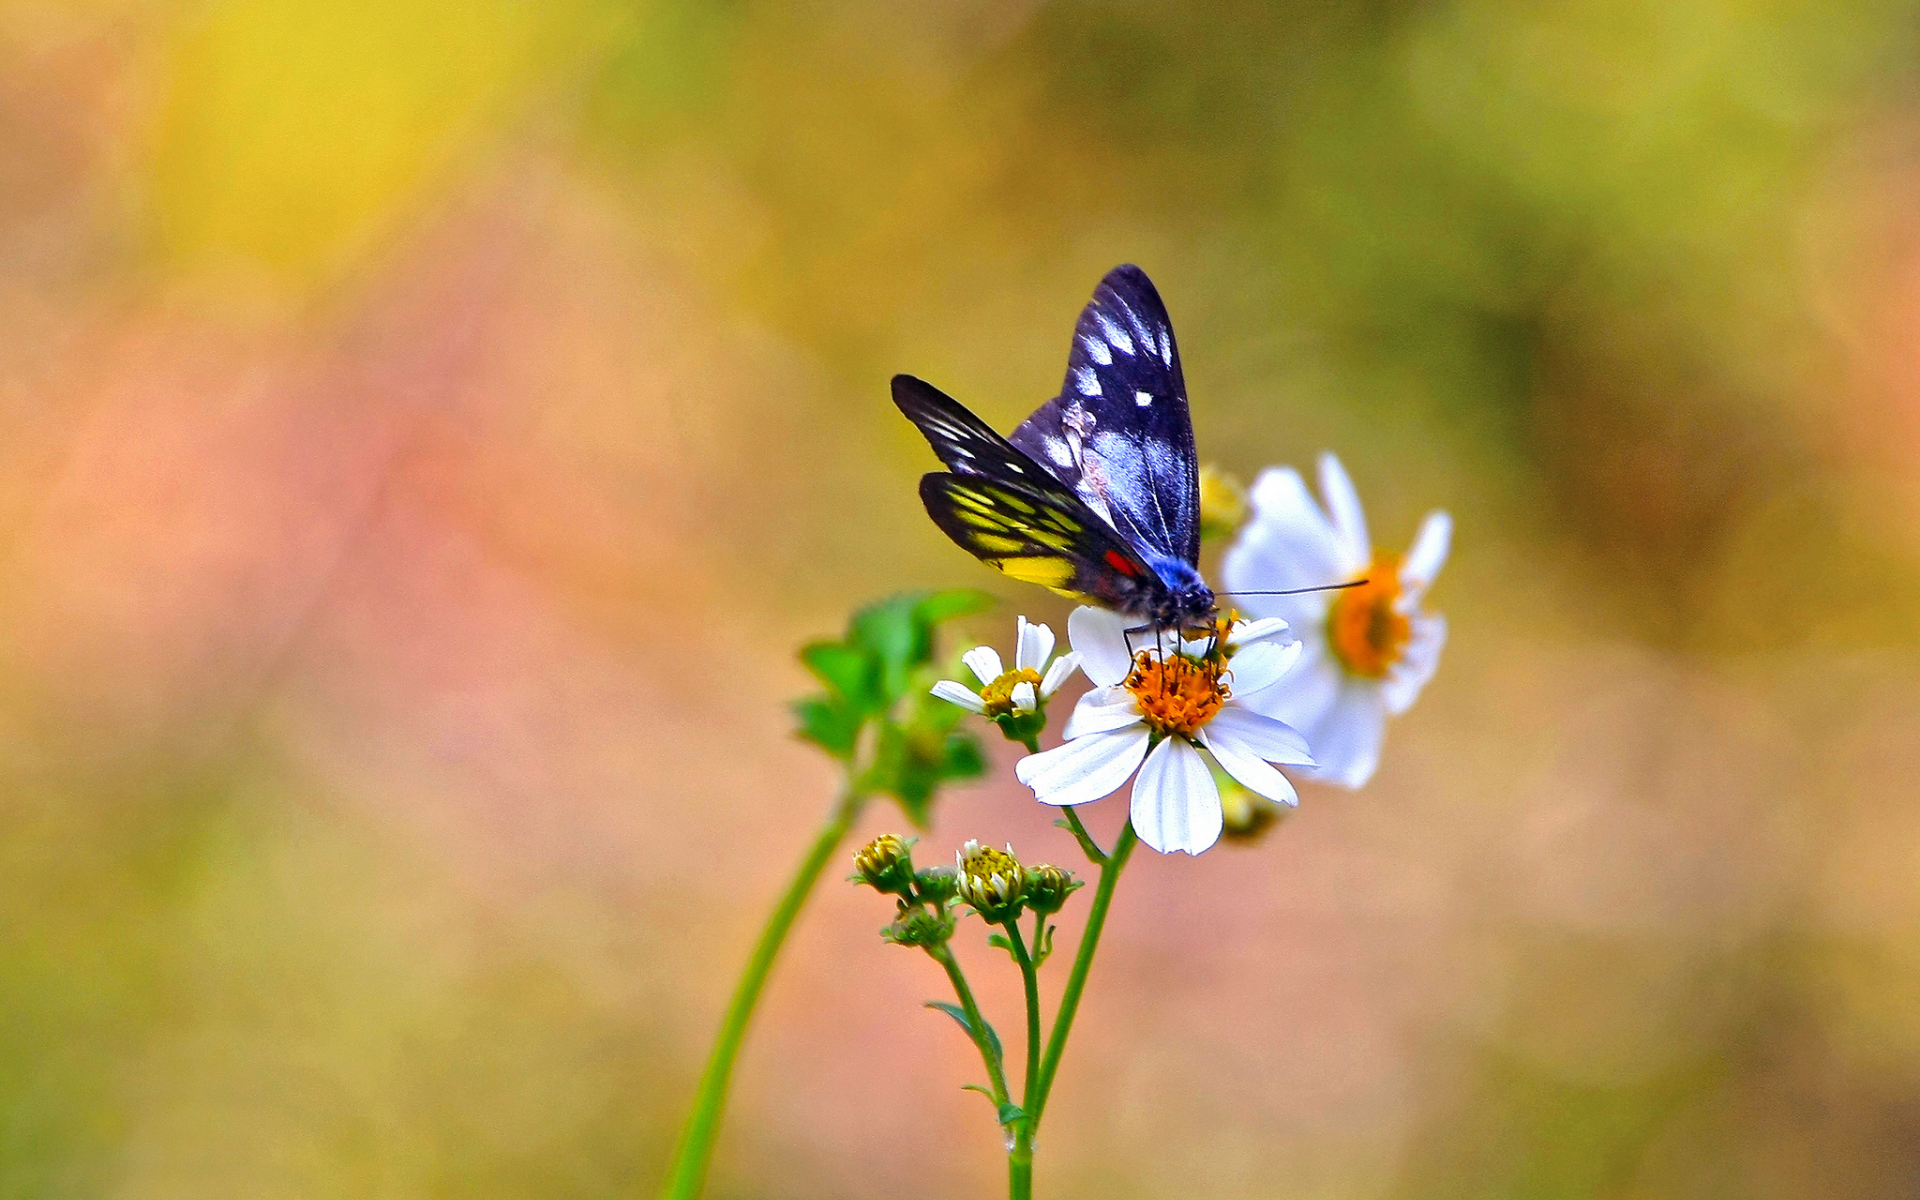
{"left": 894, "top": 265, "right": 1216, "bottom": 633}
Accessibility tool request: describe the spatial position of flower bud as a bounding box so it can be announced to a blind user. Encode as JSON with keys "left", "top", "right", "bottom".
{"left": 882, "top": 906, "right": 956, "bottom": 948}
{"left": 1219, "top": 781, "right": 1284, "bottom": 844}
{"left": 913, "top": 865, "right": 960, "bottom": 906}
{"left": 954, "top": 840, "right": 1026, "bottom": 922}
{"left": 1197, "top": 464, "right": 1248, "bottom": 542}
{"left": 852, "top": 834, "right": 917, "bottom": 896}
{"left": 1022, "top": 863, "right": 1081, "bottom": 917}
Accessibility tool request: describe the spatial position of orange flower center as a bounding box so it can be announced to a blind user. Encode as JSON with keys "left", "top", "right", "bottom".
{"left": 1326, "top": 555, "right": 1409, "bottom": 678}
{"left": 979, "top": 667, "right": 1044, "bottom": 717}
{"left": 1125, "top": 651, "right": 1229, "bottom": 739}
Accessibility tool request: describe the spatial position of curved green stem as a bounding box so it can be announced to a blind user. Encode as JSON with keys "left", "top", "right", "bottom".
{"left": 927, "top": 941, "right": 1010, "bottom": 1105}
{"left": 1030, "top": 819, "right": 1137, "bottom": 1131}
{"left": 657, "top": 788, "right": 864, "bottom": 1200}
{"left": 1060, "top": 807, "right": 1107, "bottom": 864}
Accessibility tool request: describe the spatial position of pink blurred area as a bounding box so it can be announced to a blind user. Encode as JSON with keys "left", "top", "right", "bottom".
{"left": 4, "top": 2, "right": 1920, "bottom": 1198}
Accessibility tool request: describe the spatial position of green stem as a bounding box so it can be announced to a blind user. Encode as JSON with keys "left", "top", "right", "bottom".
{"left": 657, "top": 788, "right": 864, "bottom": 1200}
{"left": 1004, "top": 921, "right": 1042, "bottom": 1112}
{"left": 1008, "top": 1125, "right": 1033, "bottom": 1200}
{"left": 1029, "top": 819, "right": 1137, "bottom": 1131}
{"left": 1060, "top": 807, "right": 1107, "bottom": 864}
{"left": 927, "top": 941, "right": 1010, "bottom": 1105}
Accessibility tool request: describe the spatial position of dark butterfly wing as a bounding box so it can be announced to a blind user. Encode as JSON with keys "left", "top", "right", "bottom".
{"left": 917, "top": 474, "right": 1160, "bottom": 610}
{"left": 1009, "top": 264, "right": 1200, "bottom": 568}
{"left": 892, "top": 374, "right": 1056, "bottom": 488}
{"left": 892, "top": 374, "right": 1163, "bottom": 609}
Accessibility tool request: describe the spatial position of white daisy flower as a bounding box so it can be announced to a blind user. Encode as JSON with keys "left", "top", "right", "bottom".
{"left": 1220, "top": 451, "right": 1451, "bottom": 789}
{"left": 930, "top": 616, "right": 1081, "bottom": 721}
{"left": 1013, "top": 607, "right": 1315, "bottom": 856}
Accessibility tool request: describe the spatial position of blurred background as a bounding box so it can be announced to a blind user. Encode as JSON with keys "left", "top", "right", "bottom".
{"left": 5, "top": 0, "right": 1920, "bottom": 1196}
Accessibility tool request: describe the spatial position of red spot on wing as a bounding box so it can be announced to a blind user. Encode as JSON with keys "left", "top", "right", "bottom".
{"left": 1104, "top": 549, "right": 1141, "bottom": 577}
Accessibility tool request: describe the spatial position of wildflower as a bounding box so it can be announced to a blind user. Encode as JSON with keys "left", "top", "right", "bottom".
{"left": 851, "top": 834, "right": 917, "bottom": 897}
{"left": 1014, "top": 607, "right": 1314, "bottom": 856}
{"left": 931, "top": 616, "right": 1081, "bottom": 731}
{"left": 955, "top": 840, "right": 1027, "bottom": 922}
{"left": 1221, "top": 452, "right": 1450, "bottom": 788}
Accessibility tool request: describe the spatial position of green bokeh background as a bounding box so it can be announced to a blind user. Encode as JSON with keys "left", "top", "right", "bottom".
{"left": 4, "top": 1, "right": 1920, "bottom": 1196}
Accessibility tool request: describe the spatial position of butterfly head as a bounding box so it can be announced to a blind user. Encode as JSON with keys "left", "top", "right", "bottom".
{"left": 1141, "top": 554, "right": 1216, "bottom": 628}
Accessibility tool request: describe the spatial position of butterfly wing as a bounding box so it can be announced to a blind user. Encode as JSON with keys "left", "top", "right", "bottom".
{"left": 1009, "top": 264, "right": 1201, "bottom": 568}
{"left": 893, "top": 374, "right": 1162, "bottom": 609}
{"left": 917, "top": 474, "right": 1161, "bottom": 609}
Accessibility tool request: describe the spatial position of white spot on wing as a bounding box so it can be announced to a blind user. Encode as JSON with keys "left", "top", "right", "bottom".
{"left": 1079, "top": 334, "right": 1112, "bottom": 366}
{"left": 1073, "top": 366, "right": 1102, "bottom": 396}
{"left": 1158, "top": 326, "right": 1173, "bottom": 366}
{"left": 1095, "top": 312, "right": 1134, "bottom": 355}
{"left": 1135, "top": 391, "right": 1153, "bottom": 407}
{"left": 1043, "top": 436, "right": 1073, "bottom": 467}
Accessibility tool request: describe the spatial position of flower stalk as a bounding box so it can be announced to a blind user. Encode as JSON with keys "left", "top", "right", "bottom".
{"left": 658, "top": 785, "right": 865, "bottom": 1200}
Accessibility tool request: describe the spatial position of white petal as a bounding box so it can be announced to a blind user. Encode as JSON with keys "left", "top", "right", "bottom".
{"left": 1039, "top": 651, "right": 1082, "bottom": 698}
{"left": 962, "top": 646, "right": 1004, "bottom": 686}
{"left": 1016, "top": 617, "right": 1056, "bottom": 673}
{"left": 1382, "top": 612, "right": 1446, "bottom": 715}
{"left": 1069, "top": 606, "right": 1134, "bottom": 687}
{"left": 1228, "top": 617, "right": 1291, "bottom": 648}
{"left": 1209, "top": 704, "right": 1315, "bottom": 766}
{"left": 1199, "top": 726, "right": 1301, "bottom": 807}
{"left": 1011, "top": 681, "right": 1037, "bottom": 714}
{"left": 1235, "top": 639, "right": 1342, "bottom": 732}
{"left": 1401, "top": 510, "right": 1451, "bottom": 594}
{"left": 1062, "top": 687, "right": 1146, "bottom": 739}
{"left": 1317, "top": 452, "right": 1371, "bottom": 572}
{"left": 1015, "top": 728, "right": 1150, "bottom": 807}
{"left": 1302, "top": 686, "right": 1385, "bottom": 788}
{"left": 1221, "top": 468, "right": 1347, "bottom": 614}
{"left": 1130, "top": 738, "right": 1223, "bottom": 855}
{"left": 931, "top": 679, "right": 987, "bottom": 713}
{"left": 1224, "top": 639, "right": 1301, "bottom": 699}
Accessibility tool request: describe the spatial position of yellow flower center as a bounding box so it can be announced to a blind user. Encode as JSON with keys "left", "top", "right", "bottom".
{"left": 1326, "top": 555, "right": 1409, "bottom": 678}
{"left": 1124, "top": 650, "right": 1229, "bottom": 739}
{"left": 979, "top": 667, "right": 1044, "bottom": 717}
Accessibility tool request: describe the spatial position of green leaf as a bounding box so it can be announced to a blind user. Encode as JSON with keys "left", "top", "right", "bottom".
{"left": 986, "top": 933, "right": 1012, "bottom": 952}
{"left": 864, "top": 721, "right": 984, "bottom": 828}
{"left": 792, "top": 696, "right": 860, "bottom": 759}
{"left": 926, "top": 1001, "right": 1005, "bottom": 1072}
{"left": 913, "top": 588, "right": 994, "bottom": 627}
{"left": 798, "top": 640, "right": 876, "bottom": 708}
{"left": 997, "top": 1102, "right": 1026, "bottom": 1128}
{"left": 961, "top": 1083, "right": 999, "bottom": 1105}
{"left": 850, "top": 593, "right": 930, "bottom": 702}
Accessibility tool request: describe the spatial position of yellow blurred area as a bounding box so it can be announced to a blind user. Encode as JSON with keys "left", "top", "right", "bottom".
{"left": 3, "top": 0, "right": 1920, "bottom": 1197}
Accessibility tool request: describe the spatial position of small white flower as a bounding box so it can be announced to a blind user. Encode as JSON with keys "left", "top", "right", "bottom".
{"left": 931, "top": 616, "right": 1081, "bottom": 718}
{"left": 1014, "top": 608, "right": 1314, "bottom": 856}
{"left": 1221, "top": 451, "right": 1450, "bottom": 788}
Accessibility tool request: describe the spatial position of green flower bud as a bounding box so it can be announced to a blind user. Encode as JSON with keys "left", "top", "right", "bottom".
{"left": 1022, "top": 863, "right": 1081, "bottom": 917}
{"left": 913, "top": 865, "right": 960, "bottom": 906}
{"left": 881, "top": 906, "right": 956, "bottom": 948}
{"left": 1219, "top": 781, "right": 1284, "bottom": 844}
{"left": 1198, "top": 464, "right": 1248, "bottom": 542}
{"left": 955, "top": 840, "right": 1026, "bottom": 923}
{"left": 852, "top": 834, "right": 917, "bottom": 896}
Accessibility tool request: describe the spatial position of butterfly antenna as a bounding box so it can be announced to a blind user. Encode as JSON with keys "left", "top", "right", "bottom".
{"left": 1219, "top": 580, "right": 1369, "bottom": 597}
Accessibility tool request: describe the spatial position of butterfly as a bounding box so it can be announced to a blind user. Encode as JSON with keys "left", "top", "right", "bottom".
{"left": 893, "top": 264, "right": 1217, "bottom": 634}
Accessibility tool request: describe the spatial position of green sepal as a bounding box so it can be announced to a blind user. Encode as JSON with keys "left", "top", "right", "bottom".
{"left": 926, "top": 1001, "right": 1005, "bottom": 1075}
